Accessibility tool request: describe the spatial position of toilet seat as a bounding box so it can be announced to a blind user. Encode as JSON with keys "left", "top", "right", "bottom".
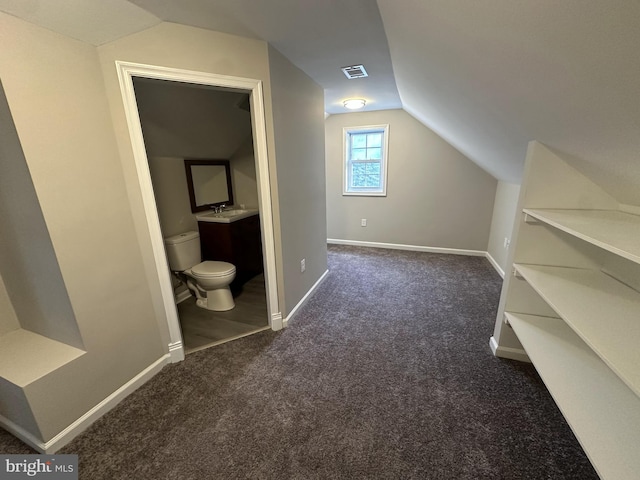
{"left": 190, "top": 261, "right": 235, "bottom": 278}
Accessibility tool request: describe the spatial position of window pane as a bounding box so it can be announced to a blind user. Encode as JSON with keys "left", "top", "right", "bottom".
{"left": 351, "top": 148, "right": 367, "bottom": 160}
{"left": 365, "top": 162, "right": 381, "bottom": 188}
{"left": 351, "top": 134, "right": 367, "bottom": 149}
{"left": 352, "top": 172, "right": 367, "bottom": 188}
{"left": 367, "top": 133, "right": 382, "bottom": 147}
{"left": 364, "top": 174, "right": 380, "bottom": 187}
{"left": 367, "top": 147, "right": 382, "bottom": 160}
{"left": 350, "top": 161, "right": 381, "bottom": 189}
{"left": 352, "top": 163, "right": 366, "bottom": 176}
{"left": 366, "top": 162, "right": 381, "bottom": 175}
{"left": 351, "top": 163, "right": 366, "bottom": 187}
{"left": 344, "top": 125, "right": 387, "bottom": 195}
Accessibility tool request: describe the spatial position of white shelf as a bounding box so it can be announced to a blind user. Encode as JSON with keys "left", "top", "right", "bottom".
{"left": 505, "top": 312, "right": 640, "bottom": 480}
{"left": 0, "top": 329, "right": 85, "bottom": 387}
{"left": 493, "top": 145, "right": 640, "bottom": 479}
{"left": 523, "top": 209, "right": 640, "bottom": 265}
{"left": 513, "top": 263, "right": 640, "bottom": 397}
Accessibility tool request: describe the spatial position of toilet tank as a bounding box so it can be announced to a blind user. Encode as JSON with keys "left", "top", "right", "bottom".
{"left": 164, "top": 231, "right": 201, "bottom": 271}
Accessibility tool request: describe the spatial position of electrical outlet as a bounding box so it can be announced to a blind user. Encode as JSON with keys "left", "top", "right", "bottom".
{"left": 504, "top": 237, "right": 510, "bottom": 249}
{"left": 361, "top": 218, "right": 367, "bottom": 227}
{"left": 300, "top": 258, "right": 306, "bottom": 273}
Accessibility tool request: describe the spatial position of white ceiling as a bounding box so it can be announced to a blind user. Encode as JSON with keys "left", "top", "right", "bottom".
{"left": 377, "top": 0, "right": 640, "bottom": 201}
{"left": 0, "top": 0, "right": 159, "bottom": 45}
{"left": 1, "top": 0, "right": 639, "bottom": 203}
{"left": 127, "top": 0, "right": 402, "bottom": 114}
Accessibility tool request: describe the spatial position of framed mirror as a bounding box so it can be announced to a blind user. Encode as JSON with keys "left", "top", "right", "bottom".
{"left": 184, "top": 159, "right": 234, "bottom": 213}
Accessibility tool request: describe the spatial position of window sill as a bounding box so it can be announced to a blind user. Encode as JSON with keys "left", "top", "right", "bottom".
{"left": 342, "top": 192, "right": 387, "bottom": 197}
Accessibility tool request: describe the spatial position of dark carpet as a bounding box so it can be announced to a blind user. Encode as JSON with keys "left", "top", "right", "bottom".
{"left": 0, "top": 245, "right": 598, "bottom": 479}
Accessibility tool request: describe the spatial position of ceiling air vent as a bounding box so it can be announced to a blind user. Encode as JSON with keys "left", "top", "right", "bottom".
{"left": 341, "top": 65, "right": 368, "bottom": 79}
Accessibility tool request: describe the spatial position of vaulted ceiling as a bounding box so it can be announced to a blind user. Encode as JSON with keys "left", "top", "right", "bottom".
{"left": 1, "top": 0, "right": 639, "bottom": 204}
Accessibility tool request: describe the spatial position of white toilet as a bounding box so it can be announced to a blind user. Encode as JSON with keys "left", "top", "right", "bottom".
{"left": 164, "top": 231, "right": 236, "bottom": 311}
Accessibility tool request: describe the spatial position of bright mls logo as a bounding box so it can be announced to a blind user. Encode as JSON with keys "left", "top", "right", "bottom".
{"left": 1, "top": 455, "right": 77, "bottom": 479}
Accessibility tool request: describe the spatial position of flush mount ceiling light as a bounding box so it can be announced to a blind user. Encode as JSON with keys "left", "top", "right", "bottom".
{"left": 343, "top": 99, "right": 366, "bottom": 110}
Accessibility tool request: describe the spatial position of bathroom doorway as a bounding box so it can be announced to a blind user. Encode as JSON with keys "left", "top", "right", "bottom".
{"left": 116, "top": 62, "right": 281, "bottom": 361}
{"left": 133, "top": 78, "right": 269, "bottom": 353}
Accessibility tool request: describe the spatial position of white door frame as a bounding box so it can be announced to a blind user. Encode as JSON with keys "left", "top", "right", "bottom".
{"left": 116, "top": 61, "right": 282, "bottom": 363}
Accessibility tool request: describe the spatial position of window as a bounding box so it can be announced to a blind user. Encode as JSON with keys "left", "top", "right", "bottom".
{"left": 343, "top": 124, "right": 389, "bottom": 196}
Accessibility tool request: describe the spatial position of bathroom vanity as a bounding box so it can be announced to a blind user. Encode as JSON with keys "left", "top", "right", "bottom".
{"left": 196, "top": 209, "right": 263, "bottom": 288}
{"left": 186, "top": 159, "right": 263, "bottom": 289}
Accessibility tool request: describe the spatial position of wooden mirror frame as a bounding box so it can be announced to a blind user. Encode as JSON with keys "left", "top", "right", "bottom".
{"left": 184, "top": 159, "right": 233, "bottom": 213}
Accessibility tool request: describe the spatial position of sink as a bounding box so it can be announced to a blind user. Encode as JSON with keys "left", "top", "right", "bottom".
{"left": 195, "top": 208, "right": 259, "bottom": 223}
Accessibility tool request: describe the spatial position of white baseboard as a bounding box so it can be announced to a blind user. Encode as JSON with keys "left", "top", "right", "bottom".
{"left": 328, "top": 238, "right": 506, "bottom": 276}
{"left": 0, "top": 414, "right": 45, "bottom": 455}
{"left": 168, "top": 341, "right": 185, "bottom": 363}
{"left": 327, "top": 238, "right": 486, "bottom": 257}
{"left": 489, "top": 336, "right": 530, "bottom": 363}
{"left": 283, "top": 269, "right": 329, "bottom": 328}
{"left": 270, "top": 312, "right": 284, "bottom": 331}
{"left": 485, "top": 252, "right": 505, "bottom": 278}
{"left": 175, "top": 289, "right": 192, "bottom": 304}
{"left": 0, "top": 354, "right": 171, "bottom": 453}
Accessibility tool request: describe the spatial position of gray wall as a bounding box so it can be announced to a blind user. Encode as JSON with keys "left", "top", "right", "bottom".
{"left": 487, "top": 181, "right": 521, "bottom": 275}
{"left": 148, "top": 153, "right": 260, "bottom": 239}
{"left": 97, "top": 22, "right": 279, "bottom": 352}
{"left": 147, "top": 156, "right": 198, "bottom": 238}
{"left": 326, "top": 109, "right": 497, "bottom": 251}
{"left": 133, "top": 79, "right": 253, "bottom": 159}
{"left": 134, "top": 79, "right": 260, "bottom": 239}
{"left": 0, "top": 12, "right": 166, "bottom": 442}
{"left": 268, "top": 46, "right": 327, "bottom": 316}
{"left": 0, "top": 80, "right": 81, "bottom": 348}
{"left": 0, "top": 274, "right": 19, "bottom": 336}
{"left": 229, "top": 138, "right": 260, "bottom": 209}
{"left": 0, "top": 13, "right": 327, "bottom": 446}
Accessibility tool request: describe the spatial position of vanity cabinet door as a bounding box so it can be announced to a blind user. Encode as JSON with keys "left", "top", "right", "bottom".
{"left": 230, "top": 215, "right": 263, "bottom": 277}
{"left": 198, "top": 216, "right": 263, "bottom": 285}
{"left": 198, "top": 222, "right": 233, "bottom": 263}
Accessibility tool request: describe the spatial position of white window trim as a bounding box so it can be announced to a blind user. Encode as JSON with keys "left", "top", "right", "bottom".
{"left": 343, "top": 124, "right": 389, "bottom": 196}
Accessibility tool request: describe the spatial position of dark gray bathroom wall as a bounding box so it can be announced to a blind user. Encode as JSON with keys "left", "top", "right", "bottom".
{"left": 135, "top": 79, "right": 260, "bottom": 238}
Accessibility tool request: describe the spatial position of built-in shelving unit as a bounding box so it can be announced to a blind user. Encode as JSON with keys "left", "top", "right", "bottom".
{"left": 491, "top": 142, "right": 640, "bottom": 480}
{"left": 513, "top": 263, "right": 640, "bottom": 397}
{"left": 505, "top": 313, "right": 640, "bottom": 480}
{"left": 523, "top": 208, "right": 640, "bottom": 263}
